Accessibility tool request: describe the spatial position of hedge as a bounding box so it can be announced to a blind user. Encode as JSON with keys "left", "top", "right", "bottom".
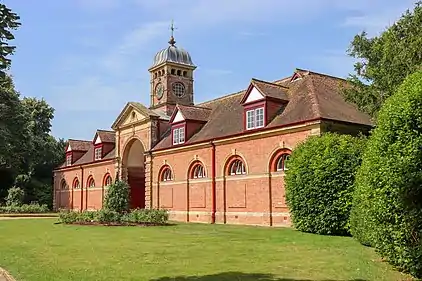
{"left": 0, "top": 203, "right": 49, "bottom": 214}
{"left": 350, "top": 71, "right": 422, "bottom": 278}
{"left": 58, "top": 209, "right": 169, "bottom": 225}
{"left": 285, "top": 133, "right": 366, "bottom": 235}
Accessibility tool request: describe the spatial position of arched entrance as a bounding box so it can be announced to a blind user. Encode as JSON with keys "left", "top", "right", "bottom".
{"left": 122, "top": 138, "right": 146, "bottom": 209}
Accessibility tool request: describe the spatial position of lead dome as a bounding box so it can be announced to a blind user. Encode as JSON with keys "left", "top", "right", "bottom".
{"left": 151, "top": 36, "right": 194, "bottom": 68}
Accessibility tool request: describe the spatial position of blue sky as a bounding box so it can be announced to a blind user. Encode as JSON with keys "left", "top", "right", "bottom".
{"left": 4, "top": 0, "right": 416, "bottom": 141}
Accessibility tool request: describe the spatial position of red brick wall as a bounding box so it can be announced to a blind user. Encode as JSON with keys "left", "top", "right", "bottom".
{"left": 151, "top": 127, "right": 314, "bottom": 226}
{"left": 54, "top": 161, "right": 115, "bottom": 211}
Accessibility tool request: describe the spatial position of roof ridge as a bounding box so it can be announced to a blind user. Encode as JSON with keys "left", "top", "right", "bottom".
{"left": 252, "top": 78, "right": 288, "bottom": 89}
{"left": 306, "top": 75, "right": 322, "bottom": 118}
{"left": 178, "top": 104, "right": 212, "bottom": 110}
{"left": 296, "top": 68, "right": 348, "bottom": 82}
{"left": 197, "top": 89, "right": 245, "bottom": 106}
{"left": 97, "top": 129, "right": 114, "bottom": 133}
{"left": 68, "top": 139, "right": 91, "bottom": 143}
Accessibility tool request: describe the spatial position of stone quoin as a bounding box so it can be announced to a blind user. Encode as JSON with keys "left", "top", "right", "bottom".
{"left": 53, "top": 28, "right": 372, "bottom": 227}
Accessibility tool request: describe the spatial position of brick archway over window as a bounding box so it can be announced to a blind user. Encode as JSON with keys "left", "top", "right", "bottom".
{"left": 60, "top": 179, "right": 67, "bottom": 190}
{"left": 159, "top": 165, "right": 173, "bottom": 182}
{"left": 103, "top": 174, "right": 112, "bottom": 187}
{"left": 269, "top": 148, "right": 292, "bottom": 172}
{"left": 225, "top": 155, "right": 247, "bottom": 176}
{"left": 188, "top": 161, "right": 206, "bottom": 179}
{"left": 72, "top": 178, "right": 80, "bottom": 189}
{"left": 86, "top": 176, "right": 95, "bottom": 188}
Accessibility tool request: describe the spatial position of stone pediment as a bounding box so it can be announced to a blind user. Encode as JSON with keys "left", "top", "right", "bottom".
{"left": 112, "top": 102, "right": 159, "bottom": 130}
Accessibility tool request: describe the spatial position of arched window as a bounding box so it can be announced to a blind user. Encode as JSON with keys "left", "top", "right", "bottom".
{"left": 61, "top": 180, "right": 67, "bottom": 190}
{"left": 160, "top": 166, "right": 173, "bottom": 182}
{"left": 276, "top": 154, "right": 290, "bottom": 171}
{"left": 171, "top": 69, "right": 175, "bottom": 75}
{"left": 87, "top": 177, "right": 95, "bottom": 188}
{"left": 72, "top": 178, "right": 80, "bottom": 189}
{"left": 177, "top": 69, "right": 181, "bottom": 76}
{"left": 228, "top": 159, "right": 246, "bottom": 176}
{"left": 182, "top": 71, "right": 187, "bottom": 77}
{"left": 190, "top": 163, "right": 206, "bottom": 179}
{"left": 103, "top": 174, "right": 112, "bottom": 186}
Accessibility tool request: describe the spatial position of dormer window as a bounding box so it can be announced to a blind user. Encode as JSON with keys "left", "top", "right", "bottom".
{"left": 246, "top": 107, "right": 265, "bottom": 130}
{"left": 94, "top": 147, "right": 102, "bottom": 160}
{"left": 66, "top": 154, "right": 72, "bottom": 166}
{"left": 172, "top": 126, "right": 185, "bottom": 145}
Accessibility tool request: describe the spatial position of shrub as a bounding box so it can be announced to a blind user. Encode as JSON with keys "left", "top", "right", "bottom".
{"left": 0, "top": 203, "right": 49, "bottom": 214}
{"left": 350, "top": 71, "right": 422, "bottom": 278}
{"left": 285, "top": 133, "right": 366, "bottom": 235}
{"left": 6, "top": 187, "right": 24, "bottom": 206}
{"left": 58, "top": 209, "right": 80, "bottom": 224}
{"left": 103, "top": 180, "right": 130, "bottom": 213}
{"left": 95, "top": 209, "right": 122, "bottom": 224}
{"left": 122, "top": 209, "right": 169, "bottom": 224}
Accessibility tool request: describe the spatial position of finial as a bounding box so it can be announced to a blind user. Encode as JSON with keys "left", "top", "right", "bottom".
{"left": 168, "top": 19, "right": 177, "bottom": 46}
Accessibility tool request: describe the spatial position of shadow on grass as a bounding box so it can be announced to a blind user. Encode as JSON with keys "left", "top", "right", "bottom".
{"left": 150, "top": 272, "right": 367, "bottom": 281}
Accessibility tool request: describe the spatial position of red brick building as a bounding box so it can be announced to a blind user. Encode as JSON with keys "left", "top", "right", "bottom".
{"left": 53, "top": 35, "right": 372, "bottom": 226}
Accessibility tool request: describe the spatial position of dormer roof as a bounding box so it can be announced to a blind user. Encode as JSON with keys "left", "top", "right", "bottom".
{"left": 240, "top": 78, "right": 289, "bottom": 104}
{"left": 66, "top": 139, "right": 91, "bottom": 152}
{"left": 169, "top": 104, "right": 211, "bottom": 123}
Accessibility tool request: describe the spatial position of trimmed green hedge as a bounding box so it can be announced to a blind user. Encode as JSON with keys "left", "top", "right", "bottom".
{"left": 103, "top": 180, "right": 130, "bottom": 213}
{"left": 58, "top": 208, "right": 169, "bottom": 225}
{"left": 285, "top": 133, "right": 366, "bottom": 235}
{"left": 350, "top": 71, "right": 422, "bottom": 278}
{"left": 0, "top": 203, "right": 49, "bottom": 214}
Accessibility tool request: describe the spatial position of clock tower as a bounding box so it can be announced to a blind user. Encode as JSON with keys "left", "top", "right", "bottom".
{"left": 148, "top": 23, "right": 196, "bottom": 116}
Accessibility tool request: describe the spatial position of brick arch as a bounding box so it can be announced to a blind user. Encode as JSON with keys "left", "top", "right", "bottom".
{"left": 223, "top": 155, "right": 248, "bottom": 176}
{"left": 86, "top": 175, "right": 95, "bottom": 188}
{"left": 103, "top": 173, "right": 112, "bottom": 186}
{"left": 72, "top": 177, "right": 80, "bottom": 189}
{"left": 268, "top": 148, "right": 292, "bottom": 172}
{"left": 158, "top": 164, "right": 174, "bottom": 182}
{"left": 60, "top": 179, "right": 68, "bottom": 190}
{"left": 187, "top": 160, "right": 207, "bottom": 179}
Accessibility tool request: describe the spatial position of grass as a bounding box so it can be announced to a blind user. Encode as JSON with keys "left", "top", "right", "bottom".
{"left": 0, "top": 219, "right": 413, "bottom": 281}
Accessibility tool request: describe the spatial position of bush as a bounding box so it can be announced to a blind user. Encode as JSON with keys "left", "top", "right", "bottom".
{"left": 6, "top": 187, "right": 24, "bottom": 206}
{"left": 58, "top": 208, "right": 169, "bottom": 225}
{"left": 350, "top": 71, "right": 422, "bottom": 278}
{"left": 103, "top": 180, "right": 130, "bottom": 213}
{"left": 122, "top": 209, "right": 169, "bottom": 224}
{"left": 0, "top": 203, "right": 49, "bottom": 214}
{"left": 285, "top": 133, "right": 366, "bottom": 235}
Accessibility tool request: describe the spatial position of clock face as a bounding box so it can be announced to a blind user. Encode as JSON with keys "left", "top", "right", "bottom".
{"left": 155, "top": 83, "right": 164, "bottom": 100}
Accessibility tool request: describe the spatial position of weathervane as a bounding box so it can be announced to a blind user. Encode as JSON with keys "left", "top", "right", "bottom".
{"left": 168, "top": 19, "right": 177, "bottom": 46}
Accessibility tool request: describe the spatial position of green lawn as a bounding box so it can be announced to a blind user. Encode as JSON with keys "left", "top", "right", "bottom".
{"left": 0, "top": 219, "right": 413, "bottom": 281}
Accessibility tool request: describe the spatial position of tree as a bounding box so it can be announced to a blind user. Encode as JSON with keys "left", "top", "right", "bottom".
{"left": 0, "top": 4, "right": 21, "bottom": 77}
{"left": 344, "top": 1, "right": 422, "bottom": 118}
{"left": 285, "top": 133, "right": 366, "bottom": 236}
{"left": 350, "top": 71, "right": 422, "bottom": 278}
{"left": 103, "top": 180, "right": 130, "bottom": 213}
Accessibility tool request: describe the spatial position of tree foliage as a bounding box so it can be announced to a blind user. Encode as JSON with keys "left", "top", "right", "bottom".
{"left": 0, "top": 3, "right": 64, "bottom": 207}
{"left": 285, "top": 133, "right": 366, "bottom": 236}
{"left": 5, "top": 186, "right": 24, "bottom": 206}
{"left": 350, "top": 71, "right": 422, "bottom": 278}
{"left": 103, "top": 180, "right": 130, "bottom": 213}
{"left": 0, "top": 3, "right": 21, "bottom": 77}
{"left": 344, "top": 1, "right": 422, "bottom": 117}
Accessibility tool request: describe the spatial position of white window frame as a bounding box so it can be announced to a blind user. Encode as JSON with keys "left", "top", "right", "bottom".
{"left": 229, "top": 160, "right": 246, "bottom": 175}
{"left": 246, "top": 107, "right": 265, "bottom": 130}
{"left": 66, "top": 154, "right": 72, "bottom": 166}
{"left": 162, "top": 168, "right": 173, "bottom": 182}
{"left": 104, "top": 176, "right": 112, "bottom": 186}
{"left": 173, "top": 126, "right": 185, "bottom": 145}
{"left": 94, "top": 147, "right": 102, "bottom": 160}
{"left": 73, "top": 179, "right": 80, "bottom": 189}
{"left": 88, "top": 178, "right": 95, "bottom": 188}
{"left": 192, "top": 165, "right": 206, "bottom": 179}
{"left": 276, "top": 154, "right": 290, "bottom": 171}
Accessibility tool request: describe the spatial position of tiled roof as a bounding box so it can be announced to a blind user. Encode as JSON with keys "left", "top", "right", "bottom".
{"left": 250, "top": 79, "right": 289, "bottom": 102}
{"left": 152, "top": 69, "right": 373, "bottom": 150}
{"left": 96, "top": 130, "right": 115, "bottom": 143}
{"left": 175, "top": 104, "right": 211, "bottom": 122}
{"left": 67, "top": 140, "right": 91, "bottom": 152}
{"left": 73, "top": 147, "right": 115, "bottom": 166}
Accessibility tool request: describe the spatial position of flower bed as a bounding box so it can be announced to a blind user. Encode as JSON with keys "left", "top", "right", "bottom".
{"left": 58, "top": 208, "right": 169, "bottom": 227}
